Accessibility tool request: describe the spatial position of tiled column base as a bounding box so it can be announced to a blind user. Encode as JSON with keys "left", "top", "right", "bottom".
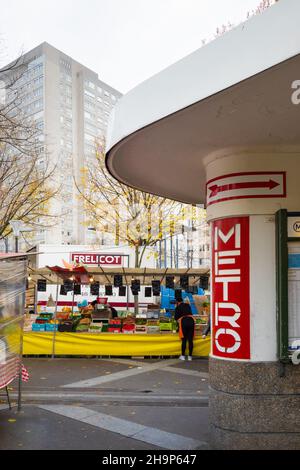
{"left": 209, "top": 357, "right": 300, "bottom": 450}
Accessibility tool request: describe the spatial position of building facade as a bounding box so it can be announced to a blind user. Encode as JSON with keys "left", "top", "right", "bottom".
{"left": 2, "top": 42, "right": 121, "bottom": 248}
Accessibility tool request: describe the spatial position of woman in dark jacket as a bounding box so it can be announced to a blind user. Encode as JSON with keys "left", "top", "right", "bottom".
{"left": 175, "top": 298, "right": 195, "bottom": 361}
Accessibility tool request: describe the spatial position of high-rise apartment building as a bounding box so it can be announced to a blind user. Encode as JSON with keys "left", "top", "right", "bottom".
{"left": 1, "top": 42, "right": 122, "bottom": 247}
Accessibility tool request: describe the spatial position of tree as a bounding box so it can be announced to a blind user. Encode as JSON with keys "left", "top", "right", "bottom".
{"left": 0, "top": 50, "right": 59, "bottom": 245}
{"left": 75, "top": 141, "right": 206, "bottom": 268}
{"left": 201, "top": 0, "right": 278, "bottom": 46}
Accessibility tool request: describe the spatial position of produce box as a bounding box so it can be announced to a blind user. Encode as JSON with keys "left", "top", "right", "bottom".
{"left": 108, "top": 328, "right": 121, "bottom": 333}
{"left": 147, "top": 311, "right": 159, "bottom": 319}
{"left": 32, "top": 323, "right": 46, "bottom": 331}
{"left": 39, "top": 313, "right": 54, "bottom": 319}
{"left": 36, "top": 318, "right": 48, "bottom": 324}
{"left": 45, "top": 323, "right": 58, "bottom": 332}
{"left": 88, "top": 327, "right": 102, "bottom": 333}
{"left": 122, "top": 324, "right": 135, "bottom": 332}
{"left": 159, "top": 323, "right": 173, "bottom": 331}
{"left": 136, "top": 313, "right": 147, "bottom": 319}
{"left": 58, "top": 321, "right": 73, "bottom": 332}
{"left": 135, "top": 325, "right": 147, "bottom": 334}
{"left": 75, "top": 324, "right": 89, "bottom": 332}
{"left": 56, "top": 312, "right": 70, "bottom": 320}
{"left": 160, "top": 315, "right": 172, "bottom": 322}
{"left": 147, "top": 326, "right": 160, "bottom": 334}
{"left": 109, "top": 319, "right": 122, "bottom": 325}
{"left": 147, "top": 319, "right": 160, "bottom": 326}
{"left": 135, "top": 318, "right": 147, "bottom": 326}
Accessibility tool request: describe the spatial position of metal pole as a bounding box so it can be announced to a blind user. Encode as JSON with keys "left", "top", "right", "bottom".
{"left": 15, "top": 236, "right": 19, "bottom": 254}
{"left": 17, "top": 260, "right": 26, "bottom": 412}
{"left": 120, "top": 254, "right": 130, "bottom": 312}
{"left": 159, "top": 240, "right": 162, "bottom": 269}
{"left": 51, "top": 283, "right": 59, "bottom": 359}
{"left": 71, "top": 287, "right": 75, "bottom": 316}
{"left": 5, "top": 386, "right": 12, "bottom": 410}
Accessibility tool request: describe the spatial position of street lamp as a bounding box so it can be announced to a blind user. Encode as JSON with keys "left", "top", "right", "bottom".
{"left": 9, "top": 220, "right": 23, "bottom": 253}
{"left": 9, "top": 220, "right": 33, "bottom": 253}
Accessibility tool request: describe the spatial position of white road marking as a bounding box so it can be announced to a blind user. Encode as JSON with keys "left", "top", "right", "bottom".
{"left": 38, "top": 405, "right": 208, "bottom": 450}
{"left": 161, "top": 367, "right": 208, "bottom": 378}
{"left": 62, "top": 359, "right": 180, "bottom": 388}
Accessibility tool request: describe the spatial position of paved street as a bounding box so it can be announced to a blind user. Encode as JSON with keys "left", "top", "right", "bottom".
{"left": 0, "top": 357, "right": 210, "bottom": 450}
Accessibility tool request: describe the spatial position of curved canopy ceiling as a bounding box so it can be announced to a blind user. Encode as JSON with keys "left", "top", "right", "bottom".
{"left": 106, "top": 0, "right": 300, "bottom": 205}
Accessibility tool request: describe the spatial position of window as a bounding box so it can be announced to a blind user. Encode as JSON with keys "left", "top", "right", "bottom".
{"left": 84, "top": 111, "right": 94, "bottom": 120}
{"left": 65, "top": 85, "right": 72, "bottom": 96}
{"left": 34, "top": 76, "right": 43, "bottom": 87}
{"left": 85, "top": 80, "right": 95, "bottom": 89}
{"left": 85, "top": 101, "right": 95, "bottom": 110}
{"left": 84, "top": 89, "right": 95, "bottom": 99}
{"left": 84, "top": 132, "right": 95, "bottom": 142}
{"left": 33, "top": 87, "right": 43, "bottom": 98}
{"left": 60, "top": 58, "right": 72, "bottom": 71}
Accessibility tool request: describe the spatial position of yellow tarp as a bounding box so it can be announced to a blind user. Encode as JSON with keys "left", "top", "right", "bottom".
{"left": 23, "top": 332, "right": 210, "bottom": 356}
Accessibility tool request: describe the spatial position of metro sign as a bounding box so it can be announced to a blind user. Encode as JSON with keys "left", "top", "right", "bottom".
{"left": 71, "top": 253, "right": 123, "bottom": 266}
{"left": 211, "top": 217, "right": 250, "bottom": 360}
{"left": 206, "top": 172, "right": 286, "bottom": 206}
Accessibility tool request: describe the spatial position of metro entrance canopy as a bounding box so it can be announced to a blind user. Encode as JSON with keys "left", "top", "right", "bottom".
{"left": 106, "top": 0, "right": 300, "bottom": 206}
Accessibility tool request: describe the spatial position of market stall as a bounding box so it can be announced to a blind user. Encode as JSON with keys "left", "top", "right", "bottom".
{"left": 23, "top": 266, "right": 211, "bottom": 357}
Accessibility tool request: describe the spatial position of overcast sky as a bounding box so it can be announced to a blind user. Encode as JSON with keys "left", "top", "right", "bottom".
{"left": 1, "top": 0, "right": 263, "bottom": 94}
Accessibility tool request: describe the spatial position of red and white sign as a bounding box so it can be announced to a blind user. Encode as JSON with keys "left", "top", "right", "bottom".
{"left": 211, "top": 217, "right": 250, "bottom": 360}
{"left": 206, "top": 171, "right": 286, "bottom": 206}
{"left": 71, "top": 253, "right": 123, "bottom": 266}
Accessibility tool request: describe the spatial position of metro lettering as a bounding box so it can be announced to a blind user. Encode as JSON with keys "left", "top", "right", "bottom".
{"left": 212, "top": 218, "right": 250, "bottom": 359}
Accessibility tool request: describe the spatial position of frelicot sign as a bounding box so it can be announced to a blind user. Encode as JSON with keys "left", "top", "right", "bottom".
{"left": 71, "top": 253, "right": 123, "bottom": 265}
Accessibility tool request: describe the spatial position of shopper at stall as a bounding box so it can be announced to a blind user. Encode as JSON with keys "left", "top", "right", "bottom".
{"left": 174, "top": 297, "right": 195, "bottom": 361}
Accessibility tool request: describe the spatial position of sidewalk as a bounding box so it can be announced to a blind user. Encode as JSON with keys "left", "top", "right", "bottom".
{"left": 0, "top": 357, "right": 210, "bottom": 450}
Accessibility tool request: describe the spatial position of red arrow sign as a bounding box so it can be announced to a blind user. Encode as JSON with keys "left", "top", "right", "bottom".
{"left": 209, "top": 179, "right": 280, "bottom": 198}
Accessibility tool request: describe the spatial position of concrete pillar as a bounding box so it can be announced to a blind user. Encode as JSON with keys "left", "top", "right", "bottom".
{"left": 205, "top": 147, "right": 300, "bottom": 449}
